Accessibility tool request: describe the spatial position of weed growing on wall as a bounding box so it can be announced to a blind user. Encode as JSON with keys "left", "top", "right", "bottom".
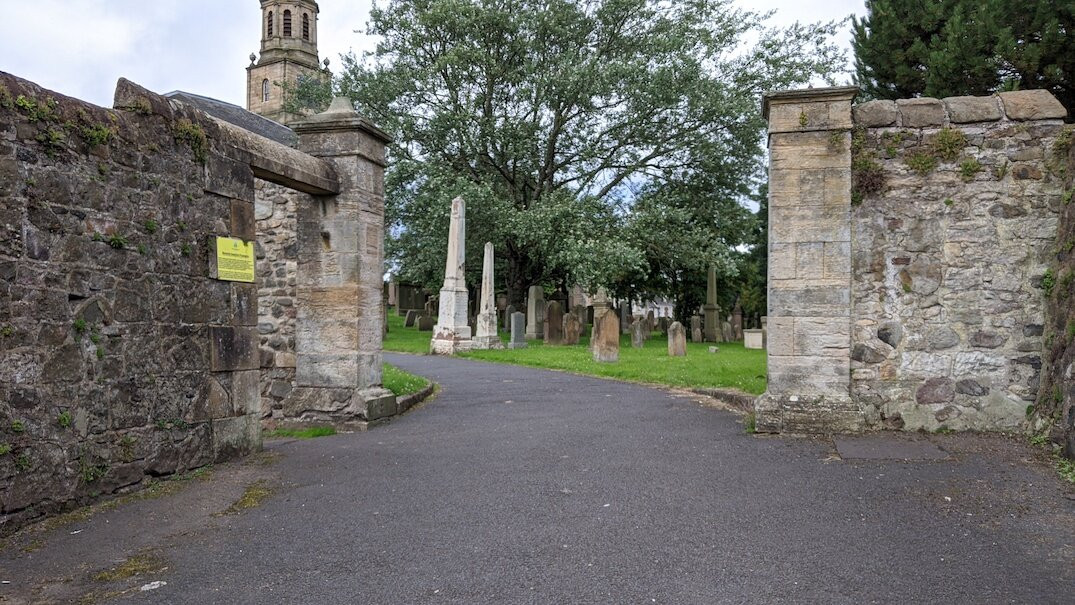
{"left": 904, "top": 151, "right": 937, "bottom": 175}
{"left": 172, "top": 118, "right": 208, "bottom": 164}
{"left": 850, "top": 127, "right": 885, "bottom": 204}
{"left": 929, "top": 127, "right": 967, "bottom": 162}
{"left": 959, "top": 158, "right": 982, "bottom": 181}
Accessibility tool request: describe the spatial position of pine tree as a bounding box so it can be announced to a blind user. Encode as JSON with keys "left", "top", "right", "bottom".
{"left": 853, "top": 0, "right": 1075, "bottom": 111}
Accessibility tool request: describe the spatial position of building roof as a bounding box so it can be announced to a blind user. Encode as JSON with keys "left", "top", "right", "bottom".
{"left": 164, "top": 90, "right": 299, "bottom": 147}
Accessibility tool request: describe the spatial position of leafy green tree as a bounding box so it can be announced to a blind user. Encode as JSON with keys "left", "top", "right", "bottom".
{"left": 853, "top": 0, "right": 1075, "bottom": 110}
{"left": 333, "top": 0, "right": 845, "bottom": 305}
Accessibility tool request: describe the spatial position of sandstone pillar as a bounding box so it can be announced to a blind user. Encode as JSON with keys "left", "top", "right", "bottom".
{"left": 703, "top": 266, "right": 719, "bottom": 342}
{"left": 473, "top": 242, "right": 502, "bottom": 350}
{"left": 431, "top": 197, "right": 474, "bottom": 354}
{"left": 292, "top": 97, "right": 396, "bottom": 422}
{"left": 755, "top": 86, "right": 863, "bottom": 433}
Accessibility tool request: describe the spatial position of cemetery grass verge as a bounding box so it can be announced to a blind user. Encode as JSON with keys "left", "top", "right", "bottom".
{"left": 460, "top": 337, "right": 766, "bottom": 395}
{"left": 384, "top": 308, "right": 765, "bottom": 394}
{"left": 383, "top": 362, "right": 431, "bottom": 396}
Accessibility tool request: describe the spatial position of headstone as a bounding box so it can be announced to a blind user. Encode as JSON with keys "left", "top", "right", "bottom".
{"left": 744, "top": 329, "right": 764, "bottom": 350}
{"left": 668, "top": 321, "right": 687, "bottom": 357}
{"left": 504, "top": 304, "right": 516, "bottom": 331}
{"left": 658, "top": 317, "right": 671, "bottom": 334}
{"left": 590, "top": 288, "right": 613, "bottom": 349}
{"left": 646, "top": 310, "right": 656, "bottom": 333}
{"left": 703, "top": 265, "right": 719, "bottom": 342}
{"left": 592, "top": 311, "right": 620, "bottom": 363}
{"left": 418, "top": 315, "right": 434, "bottom": 331}
{"left": 722, "top": 319, "right": 735, "bottom": 343}
{"left": 508, "top": 311, "right": 527, "bottom": 349}
{"left": 387, "top": 281, "right": 398, "bottom": 306}
{"left": 525, "top": 285, "right": 545, "bottom": 340}
{"left": 732, "top": 302, "right": 743, "bottom": 341}
{"left": 631, "top": 319, "right": 646, "bottom": 348}
{"left": 690, "top": 315, "right": 703, "bottom": 343}
{"left": 619, "top": 304, "right": 631, "bottom": 334}
{"left": 405, "top": 309, "right": 419, "bottom": 327}
{"left": 545, "top": 301, "right": 564, "bottom": 345}
{"left": 563, "top": 312, "right": 581, "bottom": 345}
{"left": 397, "top": 283, "right": 426, "bottom": 316}
{"left": 473, "top": 242, "right": 503, "bottom": 349}
{"left": 431, "top": 197, "right": 474, "bottom": 354}
{"left": 572, "top": 305, "right": 587, "bottom": 336}
{"left": 586, "top": 305, "right": 594, "bottom": 325}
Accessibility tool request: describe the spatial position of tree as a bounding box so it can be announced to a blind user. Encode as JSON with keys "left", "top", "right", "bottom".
{"left": 853, "top": 0, "right": 1075, "bottom": 110}
{"left": 334, "top": 0, "right": 846, "bottom": 305}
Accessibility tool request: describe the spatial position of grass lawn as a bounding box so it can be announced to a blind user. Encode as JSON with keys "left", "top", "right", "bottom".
{"left": 383, "top": 362, "right": 431, "bottom": 396}
{"left": 384, "top": 308, "right": 767, "bottom": 395}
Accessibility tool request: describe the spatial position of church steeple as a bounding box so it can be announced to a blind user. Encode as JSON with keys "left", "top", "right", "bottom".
{"left": 247, "top": 0, "right": 326, "bottom": 125}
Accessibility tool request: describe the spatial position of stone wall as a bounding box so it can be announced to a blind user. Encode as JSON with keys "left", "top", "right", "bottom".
{"left": 850, "top": 92, "right": 1067, "bottom": 432}
{"left": 758, "top": 86, "right": 1069, "bottom": 435}
{"left": 1039, "top": 123, "right": 1075, "bottom": 455}
{"left": 0, "top": 73, "right": 276, "bottom": 530}
{"left": 254, "top": 180, "right": 303, "bottom": 418}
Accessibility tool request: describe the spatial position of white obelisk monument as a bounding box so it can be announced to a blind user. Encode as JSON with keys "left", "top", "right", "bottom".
{"left": 430, "top": 197, "right": 474, "bottom": 354}
{"left": 473, "top": 242, "right": 503, "bottom": 349}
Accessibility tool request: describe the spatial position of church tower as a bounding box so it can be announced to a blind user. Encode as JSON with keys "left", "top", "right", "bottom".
{"left": 247, "top": 0, "right": 327, "bottom": 125}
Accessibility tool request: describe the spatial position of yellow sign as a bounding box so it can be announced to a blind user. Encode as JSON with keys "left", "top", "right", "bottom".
{"left": 215, "top": 237, "right": 255, "bottom": 283}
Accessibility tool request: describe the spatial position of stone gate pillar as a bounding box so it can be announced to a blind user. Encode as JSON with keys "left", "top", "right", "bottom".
{"left": 290, "top": 99, "right": 396, "bottom": 422}
{"left": 755, "top": 87, "right": 864, "bottom": 433}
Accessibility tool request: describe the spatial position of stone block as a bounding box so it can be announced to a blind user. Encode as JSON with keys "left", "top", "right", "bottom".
{"left": 769, "top": 205, "right": 850, "bottom": 245}
{"left": 852, "top": 100, "right": 898, "bottom": 127}
{"left": 230, "top": 199, "right": 256, "bottom": 241}
{"left": 297, "top": 352, "right": 358, "bottom": 387}
{"left": 209, "top": 326, "right": 259, "bottom": 372}
{"left": 766, "top": 355, "right": 850, "bottom": 399}
{"left": 943, "top": 96, "right": 1002, "bottom": 123}
{"left": 205, "top": 153, "right": 255, "bottom": 202}
{"left": 769, "top": 284, "right": 850, "bottom": 317}
{"left": 896, "top": 98, "right": 945, "bottom": 127}
{"left": 770, "top": 132, "right": 850, "bottom": 170}
{"left": 998, "top": 90, "right": 1067, "bottom": 121}
{"left": 592, "top": 311, "right": 620, "bottom": 363}
{"left": 211, "top": 414, "right": 261, "bottom": 462}
{"left": 231, "top": 283, "right": 258, "bottom": 326}
{"left": 743, "top": 329, "right": 764, "bottom": 350}
{"left": 794, "top": 317, "right": 850, "bottom": 357}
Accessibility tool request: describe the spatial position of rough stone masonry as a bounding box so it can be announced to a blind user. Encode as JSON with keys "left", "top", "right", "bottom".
{"left": 0, "top": 71, "right": 394, "bottom": 532}
{"left": 757, "top": 86, "right": 1069, "bottom": 435}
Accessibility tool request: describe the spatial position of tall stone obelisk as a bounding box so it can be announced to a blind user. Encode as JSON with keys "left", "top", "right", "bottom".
{"left": 473, "top": 242, "right": 503, "bottom": 349}
{"left": 703, "top": 265, "right": 719, "bottom": 342}
{"left": 431, "top": 197, "right": 473, "bottom": 354}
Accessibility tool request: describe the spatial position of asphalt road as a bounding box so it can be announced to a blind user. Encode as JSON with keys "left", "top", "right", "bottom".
{"left": 4, "top": 353, "right": 1074, "bottom": 604}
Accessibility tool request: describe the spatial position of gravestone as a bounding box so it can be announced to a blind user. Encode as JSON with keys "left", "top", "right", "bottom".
{"left": 631, "top": 319, "right": 646, "bottom": 348}
{"left": 620, "top": 304, "right": 631, "bottom": 334}
{"left": 503, "top": 304, "right": 516, "bottom": 331}
{"left": 658, "top": 317, "right": 671, "bottom": 334}
{"left": 563, "top": 312, "right": 581, "bottom": 345}
{"left": 586, "top": 305, "right": 594, "bottom": 325}
{"left": 668, "top": 321, "right": 687, "bottom": 357}
{"left": 404, "top": 309, "right": 419, "bottom": 328}
{"left": 473, "top": 242, "right": 503, "bottom": 349}
{"left": 732, "top": 302, "right": 743, "bottom": 341}
{"left": 703, "top": 265, "right": 719, "bottom": 342}
{"left": 430, "top": 197, "right": 473, "bottom": 354}
{"left": 592, "top": 311, "right": 620, "bottom": 363}
{"left": 690, "top": 315, "right": 702, "bottom": 343}
{"left": 744, "top": 329, "right": 764, "bottom": 350}
{"left": 572, "top": 305, "right": 587, "bottom": 336}
{"left": 508, "top": 311, "right": 527, "bottom": 349}
{"left": 722, "top": 319, "right": 735, "bottom": 343}
{"left": 646, "top": 310, "right": 656, "bottom": 333}
{"left": 525, "top": 285, "right": 545, "bottom": 340}
{"left": 545, "top": 301, "right": 564, "bottom": 345}
{"left": 418, "top": 315, "right": 434, "bottom": 331}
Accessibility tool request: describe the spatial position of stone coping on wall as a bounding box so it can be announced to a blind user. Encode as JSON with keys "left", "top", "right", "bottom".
{"left": 853, "top": 90, "right": 1068, "bottom": 128}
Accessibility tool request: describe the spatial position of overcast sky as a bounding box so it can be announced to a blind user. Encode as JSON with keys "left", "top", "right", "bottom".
{"left": 0, "top": 0, "right": 865, "bottom": 109}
